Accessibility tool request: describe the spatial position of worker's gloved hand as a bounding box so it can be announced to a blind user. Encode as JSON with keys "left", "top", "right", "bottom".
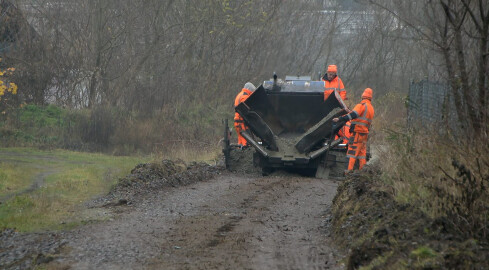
{"left": 332, "top": 117, "right": 339, "bottom": 122}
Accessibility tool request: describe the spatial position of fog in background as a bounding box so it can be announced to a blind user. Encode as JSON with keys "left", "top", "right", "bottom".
{"left": 1, "top": 0, "right": 487, "bottom": 150}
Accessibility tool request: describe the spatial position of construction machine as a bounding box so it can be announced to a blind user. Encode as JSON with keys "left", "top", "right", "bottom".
{"left": 223, "top": 75, "right": 351, "bottom": 178}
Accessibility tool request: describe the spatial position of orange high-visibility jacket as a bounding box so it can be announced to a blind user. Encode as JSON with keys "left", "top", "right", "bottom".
{"left": 349, "top": 99, "right": 374, "bottom": 134}
{"left": 322, "top": 77, "right": 346, "bottom": 100}
{"left": 234, "top": 88, "right": 253, "bottom": 121}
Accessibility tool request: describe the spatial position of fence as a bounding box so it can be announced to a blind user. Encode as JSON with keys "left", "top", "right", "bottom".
{"left": 407, "top": 80, "right": 459, "bottom": 132}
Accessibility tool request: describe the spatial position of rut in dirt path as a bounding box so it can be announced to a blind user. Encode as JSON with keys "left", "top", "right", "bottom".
{"left": 48, "top": 173, "right": 344, "bottom": 270}
{"left": 0, "top": 170, "right": 56, "bottom": 203}
{"left": 0, "top": 150, "right": 94, "bottom": 203}
{"left": 0, "top": 151, "right": 59, "bottom": 203}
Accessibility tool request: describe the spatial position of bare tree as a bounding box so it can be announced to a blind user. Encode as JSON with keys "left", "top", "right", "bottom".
{"left": 367, "top": 0, "right": 488, "bottom": 138}
{"left": 8, "top": 0, "right": 487, "bottom": 149}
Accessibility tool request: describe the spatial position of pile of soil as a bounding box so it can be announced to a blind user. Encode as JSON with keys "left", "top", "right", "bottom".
{"left": 331, "top": 165, "right": 488, "bottom": 269}
{"left": 108, "top": 159, "right": 223, "bottom": 201}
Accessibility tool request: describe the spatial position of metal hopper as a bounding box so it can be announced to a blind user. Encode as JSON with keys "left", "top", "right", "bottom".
{"left": 231, "top": 76, "right": 350, "bottom": 177}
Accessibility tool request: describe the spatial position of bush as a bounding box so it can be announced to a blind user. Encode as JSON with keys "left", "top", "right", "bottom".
{"left": 80, "top": 106, "right": 116, "bottom": 148}
{"left": 378, "top": 126, "right": 489, "bottom": 244}
{"left": 431, "top": 158, "right": 489, "bottom": 241}
{"left": 0, "top": 102, "right": 228, "bottom": 157}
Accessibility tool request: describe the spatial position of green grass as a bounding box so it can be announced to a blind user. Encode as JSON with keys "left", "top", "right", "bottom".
{"left": 18, "top": 104, "right": 65, "bottom": 128}
{"left": 0, "top": 164, "right": 40, "bottom": 197}
{"left": 410, "top": 246, "right": 442, "bottom": 268}
{"left": 0, "top": 147, "right": 149, "bottom": 232}
{"left": 0, "top": 104, "right": 86, "bottom": 148}
{"left": 411, "top": 246, "right": 438, "bottom": 258}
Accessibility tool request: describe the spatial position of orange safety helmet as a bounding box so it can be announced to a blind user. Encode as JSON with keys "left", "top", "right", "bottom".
{"left": 327, "top": 65, "right": 337, "bottom": 73}
{"left": 361, "top": 88, "right": 373, "bottom": 100}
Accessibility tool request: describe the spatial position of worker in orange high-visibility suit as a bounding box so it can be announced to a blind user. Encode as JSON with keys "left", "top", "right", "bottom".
{"left": 322, "top": 65, "right": 347, "bottom": 101}
{"left": 234, "top": 82, "right": 256, "bottom": 146}
{"left": 333, "top": 88, "right": 375, "bottom": 172}
{"left": 336, "top": 121, "right": 351, "bottom": 144}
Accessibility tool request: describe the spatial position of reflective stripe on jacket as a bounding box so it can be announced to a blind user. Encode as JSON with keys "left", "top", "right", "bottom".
{"left": 322, "top": 77, "right": 346, "bottom": 100}
{"left": 349, "top": 99, "right": 374, "bottom": 134}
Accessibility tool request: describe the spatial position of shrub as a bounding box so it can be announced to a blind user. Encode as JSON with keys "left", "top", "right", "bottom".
{"left": 378, "top": 126, "right": 489, "bottom": 243}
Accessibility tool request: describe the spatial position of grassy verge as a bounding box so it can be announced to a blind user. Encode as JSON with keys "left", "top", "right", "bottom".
{"left": 0, "top": 147, "right": 150, "bottom": 232}
{"left": 378, "top": 128, "right": 489, "bottom": 226}
{"left": 332, "top": 125, "right": 488, "bottom": 269}
{"left": 331, "top": 91, "right": 488, "bottom": 269}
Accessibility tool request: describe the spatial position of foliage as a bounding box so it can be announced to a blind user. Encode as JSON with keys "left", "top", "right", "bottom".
{"left": 431, "top": 158, "right": 489, "bottom": 240}
{"left": 4, "top": 0, "right": 485, "bottom": 156}
{"left": 0, "top": 57, "right": 18, "bottom": 111}
{"left": 378, "top": 126, "right": 489, "bottom": 243}
{"left": 0, "top": 104, "right": 74, "bottom": 148}
{"left": 0, "top": 103, "right": 228, "bottom": 155}
{"left": 333, "top": 130, "right": 488, "bottom": 269}
{"left": 369, "top": 0, "right": 489, "bottom": 138}
{"left": 18, "top": 104, "right": 64, "bottom": 127}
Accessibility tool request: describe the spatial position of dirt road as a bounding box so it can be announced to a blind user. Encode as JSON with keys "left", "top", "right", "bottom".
{"left": 47, "top": 172, "right": 343, "bottom": 269}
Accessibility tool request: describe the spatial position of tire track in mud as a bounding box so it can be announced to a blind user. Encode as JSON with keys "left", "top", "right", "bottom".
{"left": 0, "top": 170, "right": 56, "bottom": 203}
{"left": 0, "top": 152, "right": 59, "bottom": 203}
{"left": 47, "top": 173, "right": 344, "bottom": 269}
{"left": 245, "top": 178, "right": 340, "bottom": 270}
{"left": 151, "top": 174, "right": 343, "bottom": 269}
{"left": 0, "top": 151, "right": 94, "bottom": 203}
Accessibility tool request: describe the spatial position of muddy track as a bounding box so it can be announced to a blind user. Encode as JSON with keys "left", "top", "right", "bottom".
{"left": 0, "top": 170, "right": 56, "bottom": 203}
{"left": 46, "top": 172, "right": 344, "bottom": 269}
{"left": 0, "top": 151, "right": 93, "bottom": 203}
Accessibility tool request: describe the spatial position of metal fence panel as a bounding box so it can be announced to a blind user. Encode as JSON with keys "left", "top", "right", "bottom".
{"left": 408, "top": 80, "right": 459, "bottom": 133}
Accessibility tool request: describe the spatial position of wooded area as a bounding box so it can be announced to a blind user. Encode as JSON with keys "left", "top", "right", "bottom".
{"left": 1, "top": 0, "right": 487, "bottom": 152}
{"left": 1, "top": 2, "right": 488, "bottom": 268}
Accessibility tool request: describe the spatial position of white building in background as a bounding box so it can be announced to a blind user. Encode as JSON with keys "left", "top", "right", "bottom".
{"left": 301, "top": 0, "right": 367, "bottom": 10}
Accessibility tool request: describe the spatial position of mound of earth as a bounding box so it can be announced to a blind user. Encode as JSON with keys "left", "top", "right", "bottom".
{"left": 108, "top": 159, "right": 223, "bottom": 201}
{"left": 331, "top": 165, "right": 488, "bottom": 269}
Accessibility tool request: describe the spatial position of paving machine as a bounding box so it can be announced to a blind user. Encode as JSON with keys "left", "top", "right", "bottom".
{"left": 223, "top": 75, "right": 351, "bottom": 178}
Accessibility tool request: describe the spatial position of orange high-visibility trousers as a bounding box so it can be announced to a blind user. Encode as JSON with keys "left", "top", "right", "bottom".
{"left": 346, "top": 132, "right": 368, "bottom": 171}
{"left": 234, "top": 120, "right": 248, "bottom": 146}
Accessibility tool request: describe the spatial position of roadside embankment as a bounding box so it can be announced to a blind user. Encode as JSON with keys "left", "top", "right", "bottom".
{"left": 331, "top": 165, "right": 488, "bottom": 269}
